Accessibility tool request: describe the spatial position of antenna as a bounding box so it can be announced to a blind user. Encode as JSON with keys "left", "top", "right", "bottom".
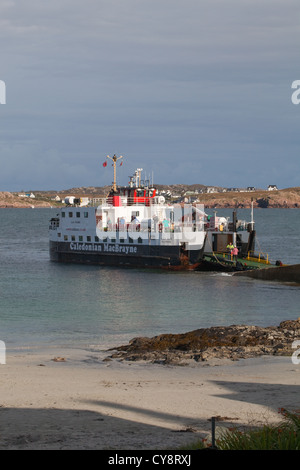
{"left": 105, "top": 154, "right": 123, "bottom": 192}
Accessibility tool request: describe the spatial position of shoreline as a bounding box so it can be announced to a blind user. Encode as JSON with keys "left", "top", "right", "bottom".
{"left": 1, "top": 204, "right": 299, "bottom": 210}
{"left": 0, "top": 187, "right": 300, "bottom": 209}
{"left": 1, "top": 336, "right": 299, "bottom": 449}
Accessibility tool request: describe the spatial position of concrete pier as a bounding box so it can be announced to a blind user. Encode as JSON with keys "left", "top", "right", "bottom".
{"left": 234, "top": 263, "right": 300, "bottom": 283}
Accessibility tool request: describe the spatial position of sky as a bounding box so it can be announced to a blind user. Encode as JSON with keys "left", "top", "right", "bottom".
{"left": 0, "top": 0, "right": 299, "bottom": 191}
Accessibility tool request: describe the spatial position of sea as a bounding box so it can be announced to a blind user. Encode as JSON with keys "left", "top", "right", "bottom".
{"left": 0, "top": 207, "right": 299, "bottom": 354}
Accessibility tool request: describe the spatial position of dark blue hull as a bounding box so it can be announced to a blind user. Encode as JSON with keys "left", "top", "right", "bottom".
{"left": 49, "top": 241, "right": 203, "bottom": 269}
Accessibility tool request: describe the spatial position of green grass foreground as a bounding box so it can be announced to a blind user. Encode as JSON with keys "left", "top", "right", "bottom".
{"left": 182, "top": 409, "right": 300, "bottom": 450}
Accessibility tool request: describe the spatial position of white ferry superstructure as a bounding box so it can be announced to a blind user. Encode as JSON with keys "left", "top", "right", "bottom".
{"left": 49, "top": 156, "right": 255, "bottom": 270}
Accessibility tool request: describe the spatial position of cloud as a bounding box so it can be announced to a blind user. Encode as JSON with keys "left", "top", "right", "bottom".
{"left": 0, "top": 0, "right": 299, "bottom": 190}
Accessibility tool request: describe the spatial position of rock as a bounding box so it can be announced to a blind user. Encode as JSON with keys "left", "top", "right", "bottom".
{"left": 106, "top": 320, "right": 300, "bottom": 364}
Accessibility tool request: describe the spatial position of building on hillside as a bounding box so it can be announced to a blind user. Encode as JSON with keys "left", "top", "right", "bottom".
{"left": 226, "top": 188, "right": 240, "bottom": 192}
{"left": 206, "top": 187, "right": 218, "bottom": 193}
{"left": 18, "top": 192, "right": 35, "bottom": 198}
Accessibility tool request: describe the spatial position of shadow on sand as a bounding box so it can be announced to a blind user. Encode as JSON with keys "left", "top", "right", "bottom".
{"left": 1, "top": 378, "right": 299, "bottom": 449}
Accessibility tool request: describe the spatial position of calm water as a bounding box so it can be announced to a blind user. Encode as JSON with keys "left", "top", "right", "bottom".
{"left": 0, "top": 208, "right": 299, "bottom": 353}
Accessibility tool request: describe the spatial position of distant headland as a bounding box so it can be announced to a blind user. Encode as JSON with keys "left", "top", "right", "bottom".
{"left": 0, "top": 185, "right": 299, "bottom": 209}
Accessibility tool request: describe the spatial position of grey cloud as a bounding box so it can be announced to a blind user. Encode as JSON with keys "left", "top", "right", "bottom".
{"left": 0, "top": 0, "right": 299, "bottom": 190}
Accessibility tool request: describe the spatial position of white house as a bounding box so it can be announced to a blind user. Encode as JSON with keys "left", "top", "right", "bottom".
{"left": 206, "top": 187, "right": 218, "bottom": 193}
{"left": 18, "top": 192, "right": 35, "bottom": 198}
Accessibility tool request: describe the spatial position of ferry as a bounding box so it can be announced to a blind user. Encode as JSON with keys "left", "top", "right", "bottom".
{"left": 49, "top": 155, "right": 256, "bottom": 270}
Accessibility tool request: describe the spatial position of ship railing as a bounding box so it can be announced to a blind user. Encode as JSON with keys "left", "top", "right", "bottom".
{"left": 245, "top": 251, "right": 271, "bottom": 265}
{"left": 210, "top": 250, "right": 273, "bottom": 265}
{"left": 90, "top": 198, "right": 107, "bottom": 206}
{"left": 97, "top": 222, "right": 204, "bottom": 238}
{"left": 96, "top": 221, "right": 205, "bottom": 234}
{"left": 206, "top": 224, "right": 226, "bottom": 232}
{"left": 103, "top": 196, "right": 166, "bottom": 207}
{"left": 236, "top": 220, "right": 249, "bottom": 231}
{"left": 214, "top": 250, "right": 273, "bottom": 265}
{"left": 247, "top": 251, "right": 287, "bottom": 266}
{"left": 205, "top": 220, "right": 251, "bottom": 232}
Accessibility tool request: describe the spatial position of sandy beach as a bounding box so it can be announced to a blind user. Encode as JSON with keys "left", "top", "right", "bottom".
{"left": 0, "top": 347, "right": 299, "bottom": 450}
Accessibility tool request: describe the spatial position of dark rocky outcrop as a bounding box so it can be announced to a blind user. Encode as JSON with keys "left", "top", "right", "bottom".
{"left": 256, "top": 197, "right": 270, "bottom": 208}
{"left": 107, "top": 319, "right": 300, "bottom": 365}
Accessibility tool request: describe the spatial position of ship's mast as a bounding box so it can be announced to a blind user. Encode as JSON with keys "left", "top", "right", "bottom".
{"left": 106, "top": 154, "right": 123, "bottom": 192}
